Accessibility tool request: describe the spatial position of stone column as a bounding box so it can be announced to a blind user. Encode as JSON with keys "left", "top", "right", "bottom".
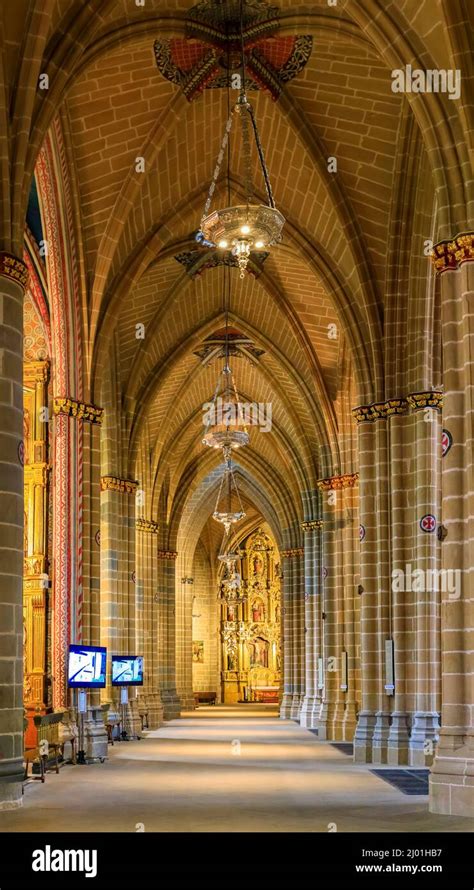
{"left": 136, "top": 518, "right": 163, "bottom": 728}
{"left": 408, "top": 395, "right": 442, "bottom": 766}
{"left": 353, "top": 411, "right": 382, "bottom": 761}
{"left": 430, "top": 236, "right": 474, "bottom": 817}
{"left": 157, "top": 548, "right": 180, "bottom": 719}
{"left": 279, "top": 551, "right": 294, "bottom": 718}
{"left": 0, "top": 253, "right": 28, "bottom": 808}
{"left": 289, "top": 549, "right": 305, "bottom": 720}
{"left": 299, "top": 520, "right": 322, "bottom": 729}
{"left": 387, "top": 405, "right": 412, "bottom": 765}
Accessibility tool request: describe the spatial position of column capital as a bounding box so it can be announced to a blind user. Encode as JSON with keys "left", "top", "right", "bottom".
{"left": 352, "top": 398, "right": 408, "bottom": 423}
{"left": 301, "top": 519, "right": 323, "bottom": 531}
{"left": 136, "top": 517, "right": 159, "bottom": 534}
{"left": 406, "top": 391, "right": 443, "bottom": 411}
{"left": 281, "top": 547, "right": 304, "bottom": 558}
{"left": 0, "top": 251, "right": 29, "bottom": 290}
{"left": 317, "top": 473, "right": 358, "bottom": 490}
{"left": 53, "top": 396, "right": 104, "bottom": 425}
{"left": 157, "top": 549, "right": 178, "bottom": 560}
{"left": 100, "top": 475, "right": 138, "bottom": 494}
{"left": 432, "top": 232, "right": 474, "bottom": 274}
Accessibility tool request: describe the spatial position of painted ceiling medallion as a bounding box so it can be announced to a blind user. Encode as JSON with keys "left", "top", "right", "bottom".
{"left": 194, "top": 327, "right": 265, "bottom": 365}
{"left": 154, "top": 0, "right": 312, "bottom": 101}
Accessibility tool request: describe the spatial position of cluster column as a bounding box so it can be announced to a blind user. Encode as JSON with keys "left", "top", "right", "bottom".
{"left": 135, "top": 518, "right": 163, "bottom": 728}
{"left": 0, "top": 253, "right": 28, "bottom": 808}
{"left": 299, "top": 520, "right": 322, "bottom": 729}
{"left": 430, "top": 236, "right": 474, "bottom": 816}
{"left": 156, "top": 546, "right": 180, "bottom": 719}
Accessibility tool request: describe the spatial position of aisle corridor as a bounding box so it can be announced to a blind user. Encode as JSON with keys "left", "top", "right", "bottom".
{"left": 0, "top": 707, "right": 471, "bottom": 833}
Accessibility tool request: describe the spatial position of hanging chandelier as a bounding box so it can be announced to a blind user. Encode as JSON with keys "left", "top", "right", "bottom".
{"left": 213, "top": 456, "right": 246, "bottom": 536}
{"left": 202, "top": 361, "right": 250, "bottom": 452}
{"left": 198, "top": 4, "right": 285, "bottom": 278}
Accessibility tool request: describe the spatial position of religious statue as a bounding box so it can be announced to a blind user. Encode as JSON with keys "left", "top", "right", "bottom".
{"left": 252, "top": 599, "right": 264, "bottom": 622}
{"left": 252, "top": 554, "right": 264, "bottom": 576}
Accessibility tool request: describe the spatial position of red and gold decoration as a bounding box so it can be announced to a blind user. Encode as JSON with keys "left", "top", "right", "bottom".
{"left": 154, "top": 0, "right": 312, "bottom": 102}
{"left": 432, "top": 233, "right": 474, "bottom": 274}
{"left": 220, "top": 528, "right": 281, "bottom": 704}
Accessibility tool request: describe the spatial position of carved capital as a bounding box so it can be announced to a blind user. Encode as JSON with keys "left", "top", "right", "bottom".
{"left": 101, "top": 476, "right": 138, "bottom": 494}
{"left": 157, "top": 549, "right": 178, "bottom": 560}
{"left": 301, "top": 520, "right": 323, "bottom": 531}
{"left": 353, "top": 398, "right": 408, "bottom": 423}
{"left": 53, "top": 397, "right": 104, "bottom": 425}
{"left": 407, "top": 391, "right": 443, "bottom": 411}
{"left": 281, "top": 547, "right": 304, "bottom": 558}
{"left": 432, "top": 233, "right": 474, "bottom": 274}
{"left": 317, "top": 473, "right": 358, "bottom": 491}
{"left": 0, "top": 252, "right": 29, "bottom": 291}
{"left": 136, "top": 517, "right": 159, "bottom": 534}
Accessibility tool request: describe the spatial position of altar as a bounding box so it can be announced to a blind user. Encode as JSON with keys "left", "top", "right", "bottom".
{"left": 219, "top": 529, "right": 281, "bottom": 704}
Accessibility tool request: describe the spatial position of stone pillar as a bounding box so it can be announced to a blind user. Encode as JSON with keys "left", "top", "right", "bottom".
{"left": 316, "top": 475, "right": 358, "bottom": 741}
{"left": 353, "top": 412, "right": 382, "bottom": 761}
{"left": 387, "top": 406, "right": 411, "bottom": 765}
{"left": 136, "top": 518, "right": 163, "bottom": 728}
{"left": 430, "top": 236, "right": 474, "bottom": 817}
{"left": 299, "top": 520, "right": 322, "bottom": 729}
{"left": 289, "top": 549, "right": 305, "bottom": 720}
{"left": 279, "top": 551, "right": 294, "bottom": 718}
{"left": 408, "top": 396, "right": 442, "bottom": 766}
{"left": 157, "top": 548, "right": 180, "bottom": 719}
{"left": 0, "top": 253, "right": 28, "bottom": 808}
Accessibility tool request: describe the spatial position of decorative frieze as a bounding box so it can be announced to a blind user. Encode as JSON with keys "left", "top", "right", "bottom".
{"left": 54, "top": 397, "right": 104, "bottom": 425}
{"left": 317, "top": 473, "right": 359, "bottom": 491}
{"left": 136, "top": 517, "right": 159, "bottom": 534}
{"left": 407, "top": 391, "right": 443, "bottom": 411}
{"left": 100, "top": 476, "right": 138, "bottom": 494}
{"left": 0, "top": 251, "right": 29, "bottom": 290}
{"left": 281, "top": 548, "right": 304, "bottom": 558}
{"left": 352, "top": 399, "right": 408, "bottom": 423}
{"left": 157, "top": 550, "right": 178, "bottom": 560}
{"left": 301, "top": 520, "right": 323, "bottom": 531}
{"left": 432, "top": 233, "right": 474, "bottom": 274}
{"left": 353, "top": 393, "right": 442, "bottom": 422}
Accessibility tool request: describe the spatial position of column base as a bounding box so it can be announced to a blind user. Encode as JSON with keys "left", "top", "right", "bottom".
{"left": 342, "top": 701, "right": 358, "bottom": 742}
{"left": 290, "top": 693, "right": 304, "bottom": 721}
{"left": 353, "top": 710, "right": 376, "bottom": 762}
{"left": 315, "top": 700, "right": 330, "bottom": 740}
{"left": 299, "top": 695, "right": 320, "bottom": 729}
{"left": 161, "top": 689, "right": 181, "bottom": 720}
{"left": 144, "top": 692, "right": 164, "bottom": 729}
{"left": 387, "top": 711, "right": 410, "bottom": 765}
{"left": 409, "top": 711, "right": 440, "bottom": 766}
{"left": 0, "top": 759, "right": 24, "bottom": 810}
{"left": 429, "top": 730, "right": 474, "bottom": 817}
{"left": 280, "top": 692, "right": 294, "bottom": 719}
{"left": 372, "top": 710, "right": 391, "bottom": 764}
{"left": 328, "top": 702, "right": 347, "bottom": 740}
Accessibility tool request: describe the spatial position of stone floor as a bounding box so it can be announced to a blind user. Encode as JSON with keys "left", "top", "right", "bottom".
{"left": 0, "top": 705, "right": 472, "bottom": 832}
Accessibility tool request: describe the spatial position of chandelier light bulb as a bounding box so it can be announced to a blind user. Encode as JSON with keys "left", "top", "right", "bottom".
{"left": 255, "top": 240, "right": 264, "bottom": 249}
{"left": 241, "top": 225, "right": 250, "bottom": 234}
{"left": 218, "top": 240, "right": 228, "bottom": 248}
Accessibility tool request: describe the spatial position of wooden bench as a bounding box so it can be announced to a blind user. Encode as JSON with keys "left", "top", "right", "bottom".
{"left": 24, "top": 711, "right": 72, "bottom": 783}
{"left": 195, "top": 691, "right": 217, "bottom": 705}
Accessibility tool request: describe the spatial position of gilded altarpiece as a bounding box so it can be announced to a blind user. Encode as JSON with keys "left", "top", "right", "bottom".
{"left": 23, "top": 361, "right": 50, "bottom": 745}
{"left": 220, "top": 529, "right": 281, "bottom": 704}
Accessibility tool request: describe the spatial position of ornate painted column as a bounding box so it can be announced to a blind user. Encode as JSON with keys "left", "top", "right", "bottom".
{"left": 430, "top": 235, "right": 474, "bottom": 816}
{"left": 0, "top": 252, "right": 28, "bottom": 808}
{"left": 156, "top": 546, "right": 181, "bottom": 719}
{"left": 299, "top": 520, "right": 322, "bottom": 729}
{"left": 23, "top": 361, "right": 49, "bottom": 744}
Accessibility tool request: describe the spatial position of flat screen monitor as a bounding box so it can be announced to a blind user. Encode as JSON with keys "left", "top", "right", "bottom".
{"left": 67, "top": 644, "right": 107, "bottom": 688}
{"left": 111, "top": 655, "right": 144, "bottom": 686}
